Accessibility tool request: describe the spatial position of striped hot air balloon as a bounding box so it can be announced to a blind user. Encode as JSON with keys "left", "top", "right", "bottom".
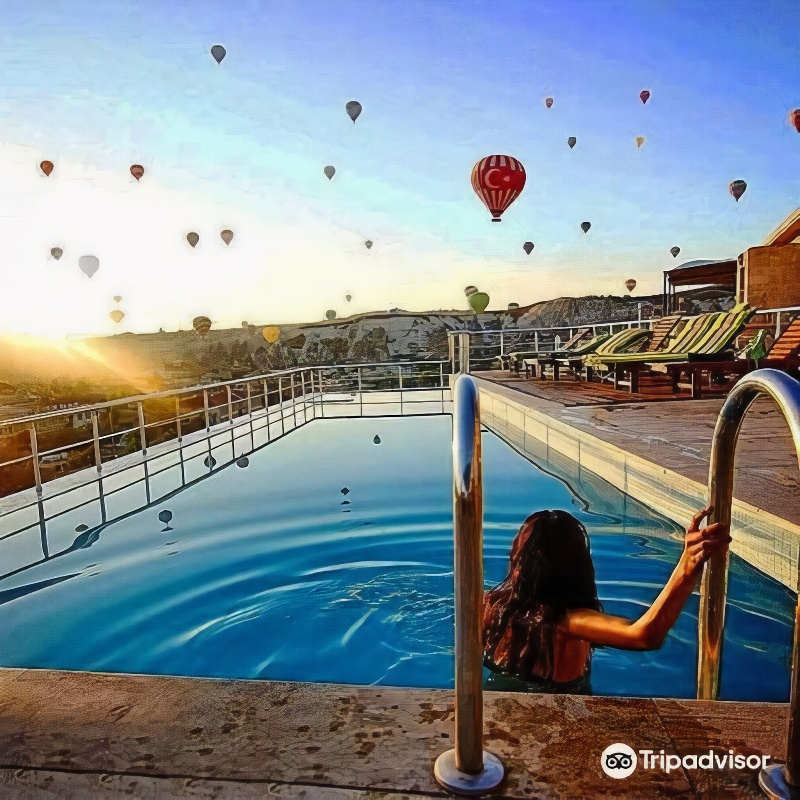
{"left": 193, "top": 316, "right": 212, "bottom": 338}
{"left": 471, "top": 155, "right": 526, "bottom": 222}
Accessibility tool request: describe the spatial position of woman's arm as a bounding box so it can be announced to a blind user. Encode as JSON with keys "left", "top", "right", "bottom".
{"left": 563, "top": 507, "right": 731, "bottom": 651}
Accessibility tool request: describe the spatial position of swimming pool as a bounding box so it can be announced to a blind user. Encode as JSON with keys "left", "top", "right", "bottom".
{"left": 0, "top": 415, "right": 793, "bottom": 700}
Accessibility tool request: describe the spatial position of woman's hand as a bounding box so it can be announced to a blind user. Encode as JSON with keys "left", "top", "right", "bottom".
{"left": 681, "top": 506, "right": 732, "bottom": 576}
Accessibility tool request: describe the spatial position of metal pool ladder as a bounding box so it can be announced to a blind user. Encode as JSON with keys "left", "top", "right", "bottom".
{"left": 696, "top": 369, "right": 800, "bottom": 799}
{"left": 434, "top": 374, "right": 505, "bottom": 795}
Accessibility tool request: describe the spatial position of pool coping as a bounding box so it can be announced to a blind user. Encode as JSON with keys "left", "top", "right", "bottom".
{"left": 474, "top": 377, "right": 800, "bottom": 591}
{"left": 0, "top": 667, "right": 786, "bottom": 799}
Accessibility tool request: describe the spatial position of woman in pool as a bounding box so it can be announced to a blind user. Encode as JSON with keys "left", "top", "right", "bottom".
{"left": 483, "top": 507, "right": 731, "bottom": 694}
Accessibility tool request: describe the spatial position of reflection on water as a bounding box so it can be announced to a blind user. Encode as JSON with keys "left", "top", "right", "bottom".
{"left": 0, "top": 414, "right": 794, "bottom": 701}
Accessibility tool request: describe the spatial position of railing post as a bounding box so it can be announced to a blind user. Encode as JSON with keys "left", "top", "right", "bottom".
{"left": 279, "top": 377, "right": 286, "bottom": 434}
{"left": 439, "top": 362, "right": 444, "bottom": 389}
{"left": 499, "top": 331, "right": 504, "bottom": 357}
{"left": 290, "top": 374, "right": 297, "bottom": 427}
{"left": 137, "top": 401, "right": 147, "bottom": 457}
{"left": 434, "top": 375, "right": 504, "bottom": 794}
{"left": 534, "top": 331, "right": 539, "bottom": 352}
{"left": 28, "top": 425, "right": 42, "bottom": 496}
{"left": 91, "top": 410, "right": 102, "bottom": 474}
{"left": 203, "top": 389, "right": 210, "bottom": 431}
{"left": 247, "top": 383, "right": 252, "bottom": 417}
{"left": 300, "top": 372, "right": 307, "bottom": 423}
{"left": 227, "top": 385, "right": 234, "bottom": 424}
{"left": 776, "top": 311, "right": 782, "bottom": 340}
{"left": 175, "top": 396, "right": 182, "bottom": 441}
{"left": 262, "top": 379, "right": 268, "bottom": 411}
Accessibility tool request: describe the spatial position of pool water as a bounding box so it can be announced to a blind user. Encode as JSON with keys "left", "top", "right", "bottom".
{"left": 0, "top": 416, "right": 793, "bottom": 700}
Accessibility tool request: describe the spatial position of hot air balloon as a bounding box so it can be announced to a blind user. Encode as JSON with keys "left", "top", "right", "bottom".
{"left": 729, "top": 180, "right": 747, "bottom": 201}
{"left": 113, "top": 295, "right": 122, "bottom": 303}
{"left": 635, "top": 136, "right": 645, "bottom": 149}
{"left": 523, "top": 242, "right": 534, "bottom": 255}
{"left": 373, "top": 435, "right": 381, "bottom": 445}
{"left": 471, "top": 155, "right": 526, "bottom": 222}
{"left": 40, "top": 160, "right": 54, "bottom": 176}
{"left": 236, "top": 456, "right": 249, "bottom": 468}
{"left": 193, "top": 316, "right": 212, "bottom": 338}
{"left": 544, "top": 97, "right": 553, "bottom": 108}
{"left": 341, "top": 487, "right": 349, "bottom": 495}
{"left": 464, "top": 286, "right": 478, "bottom": 297}
{"left": 79, "top": 255, "right": 99, "bottom": 278}
{"left": 364, "top": 240, "right": 373, "bottom": 249}
{"left": 567, "top": 137, "right": 577, "bottom": 149}
{"left": 158, "top": 510, "right": 172, "bottom": 525}
{"left": 625, "top": 279, "right": 637, "bottom": 294}
{"left": 130, "top": 164, "right": 144, "bottom": 181}
{"left": 324, "top": 165, "right": 336, "bottom": 180}
{"left": 187, "top": 232, "right": 199, "bottom": 248}
{"left": 508, "top": 302, "right": 520, "bottom": 310}
{"left": 581, "top": 222, "right": 591, "bottom": 233}
{"left": 670, "top": 246, "right": 681, "bottom": 258}
{"left": 345, "top": 293, "right": 352, "bottom": 302}
{"left": 221, "top": 229, "right": 234, "bottom": 245}
{"left": 791, "top": 109, "right": 800, "bottom": 134}
{"left": 326, "top": 309, "right": 336, "bottom": 320}
{"left": 204, "top": 455, "right": 217, "bottom": 468}
{"left": 346, "top": 101, "right": 362, "bottom": 123}
{"left": 211, "top": 45, "right": 226, "bottom": 64}
{"left": 640, "top": 90, "right": 650, "bottom": 104}
{"left": 109, "top": 310, "right": 125, "bottom": 324}
{"left": 263, "top": 326, "right": 280, "bottom": 344}
{"left": 50, "top": 247, "right": 63, "bottom": 261}
{"left": 469, "top": 291, "right": 490, "bottom": 314}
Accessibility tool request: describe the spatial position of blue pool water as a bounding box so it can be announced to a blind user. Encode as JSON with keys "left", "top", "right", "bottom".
{"left": 0, "top": 415, "right": 793, "bottom": 700}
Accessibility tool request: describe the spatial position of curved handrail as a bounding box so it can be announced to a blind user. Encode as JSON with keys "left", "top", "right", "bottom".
{"left": 695, "top": 369, "right": 800, "bottom": 794}
{"left": 434, "top": 374, "right": 504, "bottom": 794}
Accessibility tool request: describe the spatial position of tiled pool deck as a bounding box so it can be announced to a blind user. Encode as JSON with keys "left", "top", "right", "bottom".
{"left": 0, "top": 668, "right": 787, "bottom": 799}
{"left": 0, "top": 378, "right": 797, "bottom": 798}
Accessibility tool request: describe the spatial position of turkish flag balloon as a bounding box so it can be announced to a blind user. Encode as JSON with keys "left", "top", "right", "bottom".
{"left": 471, "top": 155, "right": 526, "bottom": 221}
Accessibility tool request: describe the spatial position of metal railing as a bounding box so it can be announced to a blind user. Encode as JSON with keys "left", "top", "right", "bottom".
{"left": 0, "top": 361, "right": 451, "bottom": 583}
{"left": 694, "top": 369, "right": 800, "bottom": 798}
{"left": 0, "top": 360, "right": 450, "bottom": 499}
{"left": 434, "top": 374, "right": 504, "bottom": 795}
{"left": 448, "top": 318, "right": 653, "bottom": 374}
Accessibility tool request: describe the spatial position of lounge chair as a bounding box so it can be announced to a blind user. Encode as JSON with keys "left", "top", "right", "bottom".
{"left": 532, "top": 328, "right": 650, "bottom": 381}
{"left": 661, "top": 316, "right": 800, "bottom": 398}
{"left": 523, "top": 332, "right": 611, "bottom": 379}
{"left": 583, "top": 304, "right": 754, "bottom": 392}
{"left": 584, "top": 314, "right": 684, "bottom": 388}
{"left": 502, "top": 327, "right": 593, "bottom": 373}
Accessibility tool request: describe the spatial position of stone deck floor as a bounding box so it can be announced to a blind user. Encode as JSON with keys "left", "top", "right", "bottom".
{"left": 0, "top": 668, "right": 788, "bottom": 799}
{"left": 480, "top": 370, "right": 800, "bottom": 527}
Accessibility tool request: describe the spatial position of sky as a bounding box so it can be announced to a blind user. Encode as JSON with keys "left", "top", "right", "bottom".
{"left": 0, "top": 0, "right": 798, "bottom": 338}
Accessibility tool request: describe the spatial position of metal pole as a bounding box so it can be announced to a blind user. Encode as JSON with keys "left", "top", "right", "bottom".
{"left": 29, "top": 426, "right": 42, "bottom": 496}
{"left": 777, "top": 312, "right": 782, "bottom": 341}
{"left": 534, "top": 331, "right": 539, "bottom": 353}
{"left": 300, "top": 372, "right": 307, "bottom": 424}
{"left": 137, "top": 402, "right": 147, "bottom": 457}
{"left": 291, "top": 374, "right": 297, "bottom": 427}
{"left": 247, "top": 383, "right": 252, "bottom": 417}
{"left": 203, "top": 389, "right": 210, "bottom": 431}
{"left": 262, "top": 379, "right": 268, "bottom": 411}
{"left": 279, "top": 377, "right": 286, "bottom": 434}
{"left": 434, "top": 375, "right": 504, "bottom": 794}
{"left": 91, "top": 410, "right": 102, "bottom": 474}
{"left": 690, "top": 371, "right": 800, "bottom": 797}
{"left": 176, "top": 396, "right": 182, "bottom": 442}
{"left": 499, "top": 331, "right": 504, "bottom": 357}
{"left": 227, "top": 385, "right": 234, "bottom": 424}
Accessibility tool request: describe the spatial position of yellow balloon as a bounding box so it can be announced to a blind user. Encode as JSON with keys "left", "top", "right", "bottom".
{"left": 263, "top": 325, "right": 280, "bottom": 344}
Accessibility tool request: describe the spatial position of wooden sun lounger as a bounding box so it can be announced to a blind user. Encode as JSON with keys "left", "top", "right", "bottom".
{"left": 661, "top": 317, "right": 800, "bottom": 398}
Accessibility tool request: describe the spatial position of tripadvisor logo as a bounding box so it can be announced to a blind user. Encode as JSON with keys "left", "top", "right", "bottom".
{"left": 601, "top": 743, "right": 771, "bottom": 779}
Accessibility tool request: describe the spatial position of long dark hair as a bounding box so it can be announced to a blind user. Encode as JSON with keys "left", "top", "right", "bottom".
{"left": 483, "top": 510, "right": 602, "bottom": 681}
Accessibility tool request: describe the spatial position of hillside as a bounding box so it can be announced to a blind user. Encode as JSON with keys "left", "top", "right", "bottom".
{"left": 0, "top": 288, "right": 733, "bottom": 399}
